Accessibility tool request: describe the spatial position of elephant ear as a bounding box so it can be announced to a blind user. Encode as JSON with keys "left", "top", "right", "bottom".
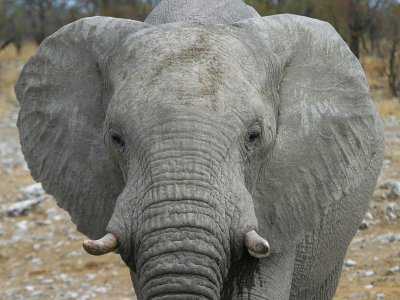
{"left": 239, "top": 15, "right": 384, "bottom": 252}
{"left": 15, "top": 17, "right": 146, "bottom": 239}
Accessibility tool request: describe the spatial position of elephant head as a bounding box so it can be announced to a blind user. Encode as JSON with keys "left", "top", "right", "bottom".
{"left": 15, "top": 1, "right": 383, "bottom": 299}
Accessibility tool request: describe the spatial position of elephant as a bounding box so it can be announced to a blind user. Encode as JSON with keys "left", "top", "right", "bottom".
{"left": 15, "top": 0, "right": 384, "bottom": 299}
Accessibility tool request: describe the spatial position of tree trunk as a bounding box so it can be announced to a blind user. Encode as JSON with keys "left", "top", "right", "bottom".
{"left": 350, "top": 32, "right": 360, "bottom": 59}
{"left": 388, "top": 39, "right": 399, "bottom": 97}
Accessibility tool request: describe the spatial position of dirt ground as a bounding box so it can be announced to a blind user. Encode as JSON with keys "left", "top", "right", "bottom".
{"left": 0, "top": 45, "right": 399, "bottom": 300}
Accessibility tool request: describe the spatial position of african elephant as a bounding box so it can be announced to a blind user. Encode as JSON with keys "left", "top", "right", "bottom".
{"left": 15, "top": 0, "right": 384, "bottom": 299}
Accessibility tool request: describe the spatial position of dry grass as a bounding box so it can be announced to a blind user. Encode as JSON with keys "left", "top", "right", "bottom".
{"left": 375, "top": 99, "right": 400, "bottom": 117}
{"left": 0, "top": 66, "right": 20, "bottom": 90}
{"left": 0, "top": 42, "right": 37, "bottom": 63}
{"left": 363, "top": 56, "right": 386, "bottom": 87}
{"left": 0, "top": 43, "right": 36, "bottom": 117}
{"left": 360, "top": 55, "right": 400, "bottom": 117}
{"left": 0, "top": 43, "right": 36, "bottom": 88}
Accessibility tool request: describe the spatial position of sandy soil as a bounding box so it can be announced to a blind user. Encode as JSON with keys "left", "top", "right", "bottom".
{"left": 0, "top": 45, "right": 399, "bottom": 300}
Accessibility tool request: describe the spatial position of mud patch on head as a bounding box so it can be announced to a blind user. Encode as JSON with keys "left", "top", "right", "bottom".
{"left": 173, "top": 34, "right": 210, "bottom": 62}
{"left": 147, "top": 34, "right": 211, "bottom": 87}
{"left": 199, "top": 54, "right": 223, "bottom": 111}
{"left": 155, "top": 34, "right": 224, "bottom": 111}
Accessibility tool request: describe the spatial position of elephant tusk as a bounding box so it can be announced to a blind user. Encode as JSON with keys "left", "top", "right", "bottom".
{"left": 83, "top": 233, "right": 118, "bottom": 256}
{"left": 244, "top": 230, "right": 271, "bottom": 258}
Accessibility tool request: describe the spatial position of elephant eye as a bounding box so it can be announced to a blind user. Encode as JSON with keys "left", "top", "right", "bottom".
{"left": 111, "top": 133, "right": 125, "bottom": 153}
{"left": 245, "top": 125, "right": 262, "bottom": 152}
{"left": 248, "top": 132, "right": 260, "bottom": 142}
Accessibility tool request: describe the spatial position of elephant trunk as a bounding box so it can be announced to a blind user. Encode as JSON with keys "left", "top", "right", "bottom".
{"left": 138, "top": 232, "right": 222, "bottom": 300}
{"left": 132, "top": 189, "right": 231, "bottom": 300}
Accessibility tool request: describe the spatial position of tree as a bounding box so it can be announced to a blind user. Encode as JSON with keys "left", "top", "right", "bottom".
{"left": 78, "top": 0, "right": 153, "bottom": 20}
{"left": 384, "top": 0, "right": 400, "bottom": 97}
{"left": 0, "top": 0, "right": 22, "bottom": 52}
{"left": 313, "top": 0, "right": 386, "bottom": 59}
{"left": 245, "top": 0, "right": 275, "bottom": 15}
{"left": 1, "top": 0, "right": 82, "bottom": 46}
{"left": 277, "top": 0, "right": 317, "bottom": 16}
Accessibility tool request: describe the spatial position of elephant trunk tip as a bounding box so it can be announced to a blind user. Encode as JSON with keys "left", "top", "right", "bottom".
{"left": 244, "top": 230, "right": 270, "bottom": 258}
{"left": 83, "top": 233, "right": 118, "bottom": 256}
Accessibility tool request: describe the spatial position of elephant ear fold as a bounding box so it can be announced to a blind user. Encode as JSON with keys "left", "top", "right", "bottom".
{"left": 239, "top": 14, "right": 383, "bottom": 253}
{"left": 15, "top": 17, "right": 146, "bottom": 240}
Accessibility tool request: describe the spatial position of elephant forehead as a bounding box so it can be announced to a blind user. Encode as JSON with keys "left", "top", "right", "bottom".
{"left": 111, "top": 24, "right": 264, "bottom": 113}
{"left": 122, "top": 23, "right": 257, "bottom": 66}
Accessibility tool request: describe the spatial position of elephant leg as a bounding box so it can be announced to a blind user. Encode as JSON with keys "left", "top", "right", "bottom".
{"left": 289, "top": 203, "right": 352, "bottom": 299}
{"left": 290, "top": 257, "right": 344, "bottom": 300}
{"left": 310, "top": 258, "right": 344, "bottom": 300}
{"left": 221, "top": 247, "right": 296, "bottom": 300}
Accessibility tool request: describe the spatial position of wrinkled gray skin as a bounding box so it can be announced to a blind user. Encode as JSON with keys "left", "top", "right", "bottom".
{"left": 15, "top": 0, "right": 384, "bottom": 299}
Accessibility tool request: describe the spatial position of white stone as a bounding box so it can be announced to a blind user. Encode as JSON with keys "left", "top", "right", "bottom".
{"left": 380, "top": 179, "right": 400, "bottom": 198}
{"left": 387, "top": 265, "right": 400, "bottom": 275}
{"left": 364, "top": 284, "right": 373, "bottom": 289}
{"left": 95, "top": 286, "right": 108, "bottom": 293}
{"left": 364, "top": 211, "right": 373, "bottom": 221}
{"left": 5, "top": 198, "right": 46, "bottom": 216}
{"left": 20, "top": 183, "right": 45, "bottom": 198}
{"left": 66, "top": 291, "right": 78, "bottom": 299}
{"left": 25, "top": 285, "right": 35, "bottom": 292}
{"left": 86, "top": 273, "right": 96, "bottom": 281}
{"left": 356, "top": 270, "right": 375, "bottom": 277}
{"left": 41, "top": 278, "right": 54, "bottom": 284}
{"left": 345, "top": 259, "right": 357, "bottom": 267}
